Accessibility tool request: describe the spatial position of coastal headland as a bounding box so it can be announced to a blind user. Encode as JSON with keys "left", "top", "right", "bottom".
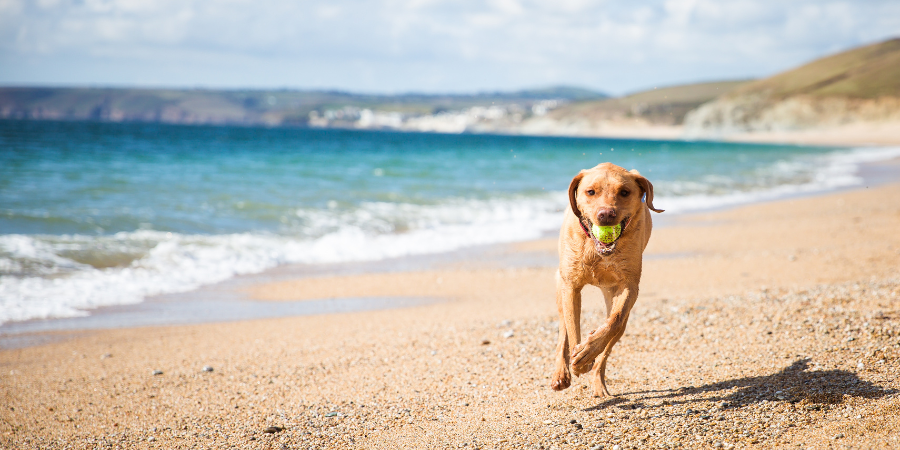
{"left": 2, "top": 167, "right": 899, "bottom": 448}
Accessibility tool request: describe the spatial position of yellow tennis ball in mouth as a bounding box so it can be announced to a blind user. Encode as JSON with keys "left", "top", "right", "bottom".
{"left": 591, "top": 223, "right": 622, "bottom": 244}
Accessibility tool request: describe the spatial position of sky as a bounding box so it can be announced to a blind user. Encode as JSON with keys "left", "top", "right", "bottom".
{"left": 0, "top": 0, "right": 898, "bottom": 96}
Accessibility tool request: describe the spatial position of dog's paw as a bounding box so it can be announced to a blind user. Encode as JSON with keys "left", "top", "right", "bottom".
{"left": 550, "top": 368, "right": 571, "bottom": 391}
{"left": 592, "top": 386, "right": 614, "bottom": 397}
{"left": 571, "top": 342, "right": 601, "bottom": 376}
{"left": 592, "top": 374, "right": 613, "bottom": 398}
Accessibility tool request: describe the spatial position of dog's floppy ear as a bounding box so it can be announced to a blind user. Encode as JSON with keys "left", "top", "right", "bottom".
{"left": 633, "top": 174, "right": 664, "bottom": 213}
{"left": 568, "top": 170, "right": 587, "bottom": 217}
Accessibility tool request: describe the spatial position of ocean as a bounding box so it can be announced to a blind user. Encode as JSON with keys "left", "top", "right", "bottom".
{"left": 1, "top": 120, "right": 898, "bottom": 325}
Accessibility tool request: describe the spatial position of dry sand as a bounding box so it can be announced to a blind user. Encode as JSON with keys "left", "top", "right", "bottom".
{"left": 510, "top": 119, "right": 900, "bottom": 146}
{"left": 2, "top": 182, "right": 900, "bottom": 449}
{"left": 720, "top": 121, "right": 900, "bottom": 147}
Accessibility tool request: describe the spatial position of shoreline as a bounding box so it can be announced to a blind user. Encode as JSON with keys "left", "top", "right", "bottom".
{"left": 2, "top": 154, "right": 899, "bottom": 347}
{"left": 2, "top": 176, "right": 900, "bottom": 448}
{"left": 327, "top": 120, "right": 900, "bottom": 147}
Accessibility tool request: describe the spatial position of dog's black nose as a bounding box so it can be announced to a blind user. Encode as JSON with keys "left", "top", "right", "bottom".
{"left": 596, "top": 208, "right": 617, "bottom": 224}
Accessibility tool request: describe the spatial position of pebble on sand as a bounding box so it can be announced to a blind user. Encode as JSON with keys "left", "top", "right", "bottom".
{"left": 263, "top": 426, "right": 284, "bottom": 434}
{"left": 151, "top": 370, "right": 163, "bottom": 376}
{"left": 202, "top": 365, "right": 214, "bottom": 372}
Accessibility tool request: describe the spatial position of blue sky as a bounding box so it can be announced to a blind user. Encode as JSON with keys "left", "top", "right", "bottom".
{"left": 1, "top": 0, "right": 898, "bottom": 95}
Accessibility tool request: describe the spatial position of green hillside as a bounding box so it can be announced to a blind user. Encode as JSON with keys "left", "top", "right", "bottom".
{"left": 683, "top": 37, "right": 900, "bottom": 136}
{"left": 547, "top": 79, "right": 752, "bottom": 125}
{"left": 729, "top": 38, "right": 900, "bottom": 99}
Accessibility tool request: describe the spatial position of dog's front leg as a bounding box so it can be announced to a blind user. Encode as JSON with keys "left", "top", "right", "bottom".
{"left": 551, "top": 274, "right": 582, "bottom": 391}
{"left": 570, "top": 284, "right": 638, "bottom": 376}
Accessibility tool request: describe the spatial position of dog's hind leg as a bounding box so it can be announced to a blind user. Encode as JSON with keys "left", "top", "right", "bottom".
{"left": 591, "top": 323, "right": 627, "bottom": 397}
{"left": 588, "top": 286, "right": 626, "bottom": 396}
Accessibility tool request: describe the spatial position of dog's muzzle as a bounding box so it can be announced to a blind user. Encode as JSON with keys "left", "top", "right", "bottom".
{"left": 583, "top": 216, "right": 631, "bottom": 256}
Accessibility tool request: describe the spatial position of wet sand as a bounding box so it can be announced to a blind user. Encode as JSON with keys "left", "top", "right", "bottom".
{"left": 2, "top": 181, "right": 900, "bottom": 449}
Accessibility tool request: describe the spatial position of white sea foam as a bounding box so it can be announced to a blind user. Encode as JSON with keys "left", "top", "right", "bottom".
{"left": 0, "top": 194, "right": 565, "bottom": 324}
{"left": 1, "top": 145, "right": 898, "bottom": 325}
{"left": 660, "top": 146, "right": 900, "bottom": 213}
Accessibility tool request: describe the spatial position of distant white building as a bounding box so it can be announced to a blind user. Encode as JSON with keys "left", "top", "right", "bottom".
{"left": 310, "top": 99, "right": 563, "bottom": 133}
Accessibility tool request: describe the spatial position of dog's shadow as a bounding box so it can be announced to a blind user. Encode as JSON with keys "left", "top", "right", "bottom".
{"left": 584, "top": 359, "right": 894, "bottom": 412}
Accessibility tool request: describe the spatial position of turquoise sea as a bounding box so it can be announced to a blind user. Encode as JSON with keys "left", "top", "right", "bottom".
{"left": 1, "top": 120, "right": 898, "bottom": 324}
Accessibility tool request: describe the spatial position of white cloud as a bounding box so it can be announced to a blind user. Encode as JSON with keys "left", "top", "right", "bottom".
{"left": 0, "top": 0, "right": 897, "bottom": 94}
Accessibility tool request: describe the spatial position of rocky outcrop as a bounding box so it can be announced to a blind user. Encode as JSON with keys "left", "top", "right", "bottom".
{"left": 683, "top": 38, "right": 900, "bottom": 140}
{"left": 683, "top": 95, "right": 900, "bottom": 139}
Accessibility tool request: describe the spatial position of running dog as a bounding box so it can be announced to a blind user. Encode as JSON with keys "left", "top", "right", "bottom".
{"left": 550, "top": 162, "right": 663, "bottom": 396}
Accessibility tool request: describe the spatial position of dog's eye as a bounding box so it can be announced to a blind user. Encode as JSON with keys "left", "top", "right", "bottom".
{"left": 620, "top": 190, "right": 630, "bottom": 197}
{"left": 586, "top": 189, "right": 595, "bottom": 196}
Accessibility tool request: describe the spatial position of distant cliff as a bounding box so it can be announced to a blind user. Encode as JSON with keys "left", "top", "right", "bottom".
{"left": 683, "top": 38, "right": 900, "bottom": 139}
{"left": 509, "top": 80, "right": 750, "bottom": 138}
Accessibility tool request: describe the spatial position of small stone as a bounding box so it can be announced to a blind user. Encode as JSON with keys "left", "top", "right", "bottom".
{"left": 325, "top": 412, "right": 338, "bottom": 417}
{"left": 569, "top": 419, "right": 577, "bottom": 424}
{"left": 202, "top": 366, "right": 214, "bottom": 372}
{"left": 857, "top": 362, "right": 864, "bottom": 369}
{"left": 151, "top": 370, "right": 163, "bottom": 376}
{"left": 574, "top": 423, "right": 583, "bottom": 430}
{"left": 147, "top": 436, "right": 155, "bottom": 442}
{"left": 502, "top": 330, "right": 515, "bottom": 339}
{"left": 100, "top": 353, "right": 112, "bottom": 359}
{"left": 833, "top": 433, "right": 844, "bottom": 439}
{"left": 612, "top": 445, "right": 622, "bottom": 450}
{"left": 263, "top": 426, "right": 284, "bottom": 434}
{"left": 481, "top": 340, "right": 491, "bottom": 345}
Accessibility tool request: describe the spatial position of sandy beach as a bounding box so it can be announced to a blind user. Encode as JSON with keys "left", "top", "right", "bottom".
{"left": 511, "top": 122, "right": 900, "bottom": 147}
{"left": 3, "top": 175, "right": 900, "bottom": 448}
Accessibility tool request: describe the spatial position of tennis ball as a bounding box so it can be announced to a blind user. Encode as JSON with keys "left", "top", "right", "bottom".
{"left": 591, "top": 223, "right": 622, "bottom": 244}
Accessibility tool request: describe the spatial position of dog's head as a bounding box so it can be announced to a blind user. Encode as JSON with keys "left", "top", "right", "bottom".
{"left": 568, "top": 163, "right": 663, "bottom": 250}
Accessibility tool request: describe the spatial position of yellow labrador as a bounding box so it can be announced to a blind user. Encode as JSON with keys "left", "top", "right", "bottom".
{"left": 550, "top": 163, "right": 663, "bottom": 396}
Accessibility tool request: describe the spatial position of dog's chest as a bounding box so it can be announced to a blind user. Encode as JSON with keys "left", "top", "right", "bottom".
{"left": 583, "top": 256, "right": 627, "bottom": 286}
